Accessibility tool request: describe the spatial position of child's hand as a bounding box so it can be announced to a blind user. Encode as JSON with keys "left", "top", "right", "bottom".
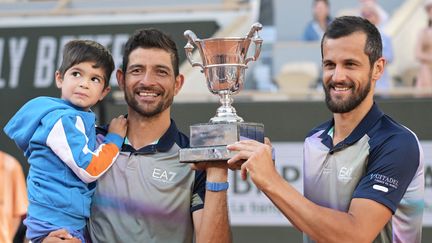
{"left": 108, "top": 115, "right": 127, "bottom": 138}
{"left": 42, "top": 229, "right": 80, "bottom": 242}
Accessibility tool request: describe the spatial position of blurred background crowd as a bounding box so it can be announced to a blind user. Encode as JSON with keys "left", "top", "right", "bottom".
{"left": 1, "top": 0, "right": 431, "bottom": 102}
{"left": 1, "top": 0, "right": 431, "bottom": 242}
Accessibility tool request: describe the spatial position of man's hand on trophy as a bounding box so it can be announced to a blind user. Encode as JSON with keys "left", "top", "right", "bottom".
{"left": 226, "top": 138, "right": 277, "bottom": 190}
{"left": 190, "top": 161, "right": 230, "bottom": 184}
{"left": 190, "top": 161, "right": 229, "bottom": 171}
{"left": 226, "top": 137, "right": 274, "bottom": 172}
{"left": 225, "top": 158, "right": 245, "bottom": 171}
{"left": 189, "top": 158, "right": 245, "bottom": 171}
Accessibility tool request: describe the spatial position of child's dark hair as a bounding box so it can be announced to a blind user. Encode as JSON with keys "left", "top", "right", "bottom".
{"left": 58, "top": 40, "right": 114, "bottom": 88}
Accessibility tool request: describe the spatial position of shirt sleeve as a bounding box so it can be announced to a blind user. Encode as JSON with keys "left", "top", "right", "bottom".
{"left": 352, "top": 132, "right": 421, "bottom": 213}
{"left": 191, "top": 170, "right": 206, "bottom": 212}
{"left": 46, "top": 114, "right": 123, "bottom": 183}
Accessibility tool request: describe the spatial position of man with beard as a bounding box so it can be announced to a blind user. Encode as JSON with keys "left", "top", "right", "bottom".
{"left": 227, "top": 16, "right": 424, "bottom": 243}
{"left": 43, "top": 28, "right": 231, "bottom": 243}
{"left": 89, "top": 28, "right": 231, "bottom": 243}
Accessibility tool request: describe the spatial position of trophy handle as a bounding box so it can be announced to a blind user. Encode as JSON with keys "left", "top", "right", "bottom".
{"left": 245, "top": 37, "right": 263, "bottom": 65}
{"left": 245, "top": 23, "right": 263, "bottom": 65}
{"left": 246, "top": 23, "right": 263, "bottom": 39}
{"left": 184, "top": 30, "right": 204, "bottom": 70}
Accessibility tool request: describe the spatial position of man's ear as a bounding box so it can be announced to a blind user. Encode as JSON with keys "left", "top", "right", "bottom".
{"left": 372, "top": 57, "right": 386, "bottom": 83}
{"left": 116, "top": 69, "right": 125, "bottom": 91}
{"left": 174, "top": 74, "right": 185, "bottom": 96}
{"left": 55, "top": 71, "right": 63, "bottom": 89}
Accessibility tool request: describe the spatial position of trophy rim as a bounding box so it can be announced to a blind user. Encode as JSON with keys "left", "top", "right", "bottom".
{"left": 204, "top": 63, "right": 247, "bottom": 68}
{"left": 196, "top": 37, "right": 251, "bottom": 42}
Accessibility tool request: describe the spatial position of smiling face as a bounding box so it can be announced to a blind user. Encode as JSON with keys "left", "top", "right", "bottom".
{"left": 321, "top": 31, "right": 383, "bottom": 113}
{"left": 117, "top": 47, "right": 183, "bottom": 118}
{"left": 56, "top": 61, "right": 110, "bottom": 111}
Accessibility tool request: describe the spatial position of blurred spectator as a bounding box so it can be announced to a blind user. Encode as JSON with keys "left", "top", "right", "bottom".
{"left": 0, "top": 151, "right": 28, "bottom": 243}
{"left": 361, "top": 3, "right": 394, "bottom": 92}
{"left": 303, "top": 0, "right": 333, "bottom": 89}
{"left": 302, "top": 0, "right": 333, "bottom": 41}
{"left": 414, "top": 0, "right": 432, "bottom": 93}
{"left": 359, "top": 0, "right": 389, "bottom": 28}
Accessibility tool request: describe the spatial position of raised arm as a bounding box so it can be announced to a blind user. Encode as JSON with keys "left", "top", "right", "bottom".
{"left": 192, "top": 163, "right": 232, "bottom": 243}
{"left": 260, "top": 171, "right": 391, "bottom": 242}
{"left": 227, "top": 140, "right": 392, "bottom": 242}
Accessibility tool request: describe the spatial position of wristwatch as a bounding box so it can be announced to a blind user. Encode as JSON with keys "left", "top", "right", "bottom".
{"left": 206, "top": 181, "right": 229, "bottom": 192}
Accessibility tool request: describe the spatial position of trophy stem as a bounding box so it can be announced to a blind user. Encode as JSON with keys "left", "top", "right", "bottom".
{"left": 210, "top": 90, "right": 244, "bottom": 123}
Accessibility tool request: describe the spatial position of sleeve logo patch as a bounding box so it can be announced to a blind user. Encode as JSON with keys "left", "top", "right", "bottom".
{"left": 370, "top": 173, "right": 399, "bottom": 189}
{"left": 373, "top": 184, "right": 389, "bottom": 192}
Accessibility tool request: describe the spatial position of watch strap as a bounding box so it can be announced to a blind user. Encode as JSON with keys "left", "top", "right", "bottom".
{"left": 206, "top": 181, "right": 229, "bottom": 192}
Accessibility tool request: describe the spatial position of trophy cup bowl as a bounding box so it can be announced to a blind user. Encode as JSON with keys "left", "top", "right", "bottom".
{"left": 180, "top": 23, "right": 265, "bottom": 162}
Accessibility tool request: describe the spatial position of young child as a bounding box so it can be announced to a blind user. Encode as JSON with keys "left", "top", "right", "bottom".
{"left": 3, "top": 40, "right": 127, "bottom": 242}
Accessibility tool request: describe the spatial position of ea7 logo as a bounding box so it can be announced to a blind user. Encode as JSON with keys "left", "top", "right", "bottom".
{"left": 338, "top": 167, "right": 353, "bottom": 182}
{"left": 152, "top": 168, "right": 177, "bottom": 183}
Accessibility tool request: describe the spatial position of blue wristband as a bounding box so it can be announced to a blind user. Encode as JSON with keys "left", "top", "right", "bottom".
{"left": 206, "top": 181, "right": 229, "bottom": 192}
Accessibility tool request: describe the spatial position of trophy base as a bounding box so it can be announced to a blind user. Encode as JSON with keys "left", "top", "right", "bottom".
{"left": 179, "top": 146, "right": 237, "bottom": 162}
{"left": 179, "top": 122, "right": 264, "bottom": 163}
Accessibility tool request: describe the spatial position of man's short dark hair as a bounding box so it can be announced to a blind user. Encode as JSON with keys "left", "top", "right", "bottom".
{"left": 321, "top": 16, "right": 382, "bottom": 66}
{"left": 121, "top": 28, "right": 180, "bottom": 77}
{"left": 58, "top": 40, "right": 114, "bottom": 88}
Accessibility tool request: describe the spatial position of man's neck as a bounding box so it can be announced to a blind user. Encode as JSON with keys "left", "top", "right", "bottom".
{"left": 332, "top": 98, "right": 373, "bottom": 145}
{"left": 126, "top": 109, "right": 171, "bottom": 150}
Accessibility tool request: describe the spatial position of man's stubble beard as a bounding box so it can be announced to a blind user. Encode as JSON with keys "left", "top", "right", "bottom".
{"left": 124, "top": 90, "right": 174, "bottom": 118}
{"left": 324, "top": 71, "right": 372, "bottom": 114}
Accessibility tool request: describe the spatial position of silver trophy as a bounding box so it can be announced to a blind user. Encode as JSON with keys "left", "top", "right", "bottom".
{"left": 179, "top": 23, "right": 265, "bottom": 162}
